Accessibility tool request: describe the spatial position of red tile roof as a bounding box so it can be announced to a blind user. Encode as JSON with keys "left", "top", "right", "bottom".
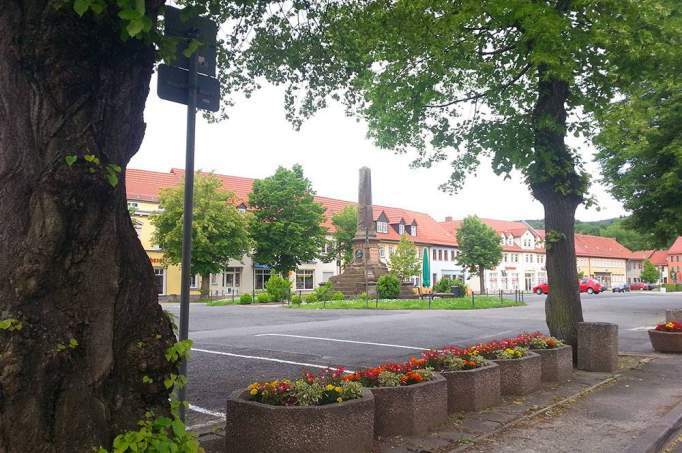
{"left": 629, "top": 250, "right": 655, "bottom": 260}
{"left": 574, "top": 234, "right": 632, "bottom": 259}
{"left": 650, "top": 250, "right": 669, "bottom": 266}
{"left": 439, "top": 218, "right": 544, "bottom": 253}
{"left": 125, "top": 168, "right": 457, "bottom": 246}
{"left": 668, "top": 236, "right": 682, "bottom": 255}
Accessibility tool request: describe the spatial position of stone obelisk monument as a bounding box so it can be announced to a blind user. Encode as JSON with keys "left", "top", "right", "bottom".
{"left": 329, "top": 167, "right": 390, "bottom": 297}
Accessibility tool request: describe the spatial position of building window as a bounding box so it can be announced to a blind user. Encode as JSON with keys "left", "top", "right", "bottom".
{"left": 389, "top": 246, "right": 395, "bottom": 256}
{"left": 451, "top": 250, "right": 455, "bottom": 260}
{"left": 377, "top": 221, "right": 388, "bottom": 233}
{"left": 438, "top": 250, "right": 443, "bottom": 261}
{"left": 399, "top": 224, "right": 405, "bottom": 235}
{"left": 223, "top": 267, "right": 241, "bottom": 287}
{"left": 296, "top": 269, "right": 314, "bottom": 290}
{"left": 189, "top": 274, "right": 198, "bottom": 289}
{"left": 379, "top": 247, "right": 385, "bottom": 258}
{"left": 153, "top": 268, "right": 165, "bottom": 295}
{"left": 411, "top": 226, "right": 417, "bottom": 236}
{"left": 210, "top": 273, "right": 219, "bottom": 285}
{"left": 504, "top": 253, "right": 508, "bottom": 263}
{"left": 255, "top": 268, "right": 271, "bottom": 290}
{"left": 433, "top": 249, "right": 437, "bottom": 260}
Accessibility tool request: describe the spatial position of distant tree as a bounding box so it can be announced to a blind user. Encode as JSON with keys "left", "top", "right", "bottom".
{"left": 641, "top": 260, "right": 660, "bottom": 284}
{"left": 389, "top": 236, "right": 420, "bottom": 282}
{"left": 152, "top": 173, "right": 252, "bottom": 296}
{"left": 456, "top": 216, "right": 503, "bottom": 293}
{"left": 249, "top": 165, "right": 327, "bottom": 276}
{"left": 329, "top": 206, "right": 357, "bottom": 268}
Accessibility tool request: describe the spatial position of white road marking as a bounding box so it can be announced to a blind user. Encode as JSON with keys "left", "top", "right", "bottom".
{"left": 630, "top": 326, "right": 655, "bottom": 331}
{"left": 188, "top": 404, "right": 226, "bottom": 419}
{"left": 191, "top": 348, "right": 355, "bottom": 373}
{"left": 254, "top": 333, "right": 428, "bottom": 351}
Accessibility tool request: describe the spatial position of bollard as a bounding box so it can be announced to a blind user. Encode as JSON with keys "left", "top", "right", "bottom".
{"left": 472, "top": 292, "right": 475, "bottom": 308}
{"left": 499, "top": 290, "right": 503, "bottom": 303}
{"left": 577, "top": 322, "right": 618, "bottom": 372}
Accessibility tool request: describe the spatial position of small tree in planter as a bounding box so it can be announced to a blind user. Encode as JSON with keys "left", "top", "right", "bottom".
{"left": 648, "top": 321, "right": 682, "bottom": 353}
{"left": 422, "top": 348, "right": 500, "bottom": 413}
{"left": 226, "top": 369, "right": 374, "bottom": 453}
{"left": 344, "top": 359, "right": 447, "bottom": 437}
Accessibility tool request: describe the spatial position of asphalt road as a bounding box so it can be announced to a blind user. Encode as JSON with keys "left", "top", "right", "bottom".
{"left": 162, "top": 291, "right": 682, "bottom": 428}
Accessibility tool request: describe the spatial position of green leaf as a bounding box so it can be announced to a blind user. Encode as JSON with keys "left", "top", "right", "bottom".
{"left": 69, "top": 338, "right": 79, "bottom": 349}
{"left": 106, "top": 171, "right": 119, "bottom": 187}
{"left": 118, "top": 9, "right": 141, "bottom": 21}
{"left": 127, "top": 19, "right": 145, "bottom": 37}
{"left": 73, "top": 0, "right": 91, "bottom": 17}
{"left": 65, "top": 155, "right": 78, "bottom": 166}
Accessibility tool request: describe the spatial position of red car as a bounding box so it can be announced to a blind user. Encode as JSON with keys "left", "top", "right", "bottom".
{"left": 532, "top": 279, "right": 603, "bottom": 295}
{"left": 629, "top": 282, "right": 646, "bottom": 291}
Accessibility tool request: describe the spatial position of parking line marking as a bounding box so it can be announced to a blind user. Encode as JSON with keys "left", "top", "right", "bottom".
{"left": 191, "top": 348, "right": 355, "bottom": 373}
{"left": 630, "top": 326, "right": 655, "bottom": 331}
{"left": 188, "top": 404, "right": 226, "bottom": 419}
{"left": 253, "top": 333, "right": 428, "bottom": 350}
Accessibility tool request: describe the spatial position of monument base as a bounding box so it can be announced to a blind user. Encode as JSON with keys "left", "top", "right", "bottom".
{"left": 329, "top": 261, "right": 415, "bottom": 299}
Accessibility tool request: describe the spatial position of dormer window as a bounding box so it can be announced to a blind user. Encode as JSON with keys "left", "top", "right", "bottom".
{"left": 411, "top": 225, "right": 417, "bottom": 236}
{"left": 377, "top": 221, "right": 388, "bottom": 233}
{"left": 399, "top": 224, "right": 405, "bottom": 235}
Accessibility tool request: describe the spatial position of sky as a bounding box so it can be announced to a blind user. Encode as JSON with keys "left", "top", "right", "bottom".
{"left": 131, "top": 76, "right": 627, "bottom": 223}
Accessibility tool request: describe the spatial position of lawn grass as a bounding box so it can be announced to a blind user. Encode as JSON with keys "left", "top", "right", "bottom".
{"left": 205, "top": 298, "right": 245, "bottom": 306}
{"left": 288, "top": 296, "right": 525, "bottom": 310}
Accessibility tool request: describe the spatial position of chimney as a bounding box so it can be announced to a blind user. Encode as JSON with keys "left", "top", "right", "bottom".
{"left": 445, "top": 216, "right": 453, "bottom": 222}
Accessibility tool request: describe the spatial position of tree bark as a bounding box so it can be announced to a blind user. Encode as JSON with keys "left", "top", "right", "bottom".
{"left": 478, "top": 265, "right": 486, "bottom": 294}
{"left": 0, "top": 2, "right": 175, "bottom": 452}
{"left": 530, "top": 72, "right": 585, "bottom": 348}
{"left": 200, "top": 273, "right": 211, "bottom": 297}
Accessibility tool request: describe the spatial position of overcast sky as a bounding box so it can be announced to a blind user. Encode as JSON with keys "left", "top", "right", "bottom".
{"left": 131, "top": 76, "right": 626, "bottom": 223}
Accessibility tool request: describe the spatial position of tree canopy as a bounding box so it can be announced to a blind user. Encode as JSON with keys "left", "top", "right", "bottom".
{"left": 329, "top": 205, "right": 357, "bottom": 268}
{"left": 641, "top": 260, "right": 660, "bottom": 284}
{"left": 388, "top": 236, "right": 420, "bottom": 282}
{"left": 151, "top": 173, "right": 251, "bottom": 294}
{"left": 248, "top": 165, "right": 327, "bottom": 276}
{"left": 456, "top": 216, "right": 503, "bottom": 293}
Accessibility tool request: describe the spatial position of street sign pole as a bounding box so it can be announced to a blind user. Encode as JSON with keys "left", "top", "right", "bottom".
{"left": 177, "top": 51, "right": 198, "bottom": 422}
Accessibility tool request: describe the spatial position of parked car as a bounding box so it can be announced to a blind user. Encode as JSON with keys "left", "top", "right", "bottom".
{"left": 630, "top": 282, "right": 646, "bottom": 291}
{"left": 532, "top": 278, "right": 604, "bottom": 295}
{"left": 612, "top": 283, "right": 630, "bottom": 293}
{"left": 579, "top": 278, "right": 604, "bottom": 294}
{"left": 644, "top": 283, "right": 657, "bottom": 291}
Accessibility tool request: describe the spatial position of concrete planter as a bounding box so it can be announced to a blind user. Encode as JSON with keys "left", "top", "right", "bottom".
{"left": 532, "top": 345, "right": 573, "bottom": 383}
{"left": 648, "top": 330, "right": 682, "bottom": 353}
{"left": 493, "top": 351, "right": 542, "bottom": 396}
{"left": 224, "top": 388, "right": 374, "bottom": 453}
{"left": 440, "top": 361, "right": 501, "bottom": 413}
{"left": 369, "top": 373, "right": 448, "bottom": 438}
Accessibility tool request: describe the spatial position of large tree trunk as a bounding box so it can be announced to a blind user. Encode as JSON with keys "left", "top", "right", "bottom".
{"left": 0, "top": 2, "right": 176, "bottom": 452}
{"left": 530, "top": 72, "right": 585, "bottom": 348}
{"left": 200, "top": 273, "right": 211, "bottom": 297}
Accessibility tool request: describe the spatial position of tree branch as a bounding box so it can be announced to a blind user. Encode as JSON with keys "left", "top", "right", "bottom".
{"left": 426, "top": 63, "right": 532, "bottom": 109}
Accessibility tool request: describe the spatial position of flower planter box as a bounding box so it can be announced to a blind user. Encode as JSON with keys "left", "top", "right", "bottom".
{"left": 532, "top": 345, "right": 573, "bottom": 383}
{"left": 224, "top": 388, "right": 374, "bottom": 453}
{"left": 369, "top": 373, "right": 448, "bottom": 438}
{"left": 441, "top": 361, "right": 501, "bottom": 413}
{"left": 648, "top": 330, "right": 682, "bottom": 353}
{"left": 493, "top": 351, "right": 542, "bottom": 396}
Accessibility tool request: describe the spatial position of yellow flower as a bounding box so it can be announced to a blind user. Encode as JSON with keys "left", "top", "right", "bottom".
{"left": 336, "top": 397, "right": 343, "bottom": 403}
{"left": 666, "top": 322, "right": 674, "bottom": 329}
{"left": 326, "top": 384, "right": 334, "bottom": 391}
{"left": 505, "top": 348, "right": 514, "bottom": 354}
{"left": 335, "top": 386, "right": 343, "bottom": 393}
{"left": 249, "top": 388, "right": 258, "bottom": 396}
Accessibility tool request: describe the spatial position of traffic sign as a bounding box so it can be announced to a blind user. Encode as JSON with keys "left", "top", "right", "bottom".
{"left": 157, "top": 64, "right": 220, "bottom": 112}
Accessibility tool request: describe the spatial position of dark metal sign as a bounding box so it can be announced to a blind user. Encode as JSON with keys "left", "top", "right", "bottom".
{"left": 157, "top": 64, "right": 220, "bottom": 112}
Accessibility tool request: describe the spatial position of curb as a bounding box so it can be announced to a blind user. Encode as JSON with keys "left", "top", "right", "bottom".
{"left": 447, "top": 373, "right": 622, "bottom": 452}
{"left": 624, "top": 399, "right": 682, "bottom": 453}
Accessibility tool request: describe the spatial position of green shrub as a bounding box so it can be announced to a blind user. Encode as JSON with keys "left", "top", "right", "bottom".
{"left": 266, "top": 275, "right": 291, "bottom": 301}
{"left": 239, "top": 294, "right": 253, "bottom": 305}
{"left": 303, "top": 293, "right": 318, "bottom": 303}
{"left": 291, "top": 295, "right": 303, "bottom": 305}
{"left": 257, "top": 292, "right": 272, "bottom": 303}
{"left": 358, "top": 292, "right": 369, "bottom": 301}
{"left": 377, "top": 274, "right": 400, "bottom": 299}
{"left": 664, "top": 283, "right": 682, "bottom": 292}
{"left": 331, "top": 291, "right": 345, "bottom": 301}
{"left": 311, "top": 282, "right": 333, "bottom": 301}
{"left": 433, "top": 277, "right": 454, "bottom": 293}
